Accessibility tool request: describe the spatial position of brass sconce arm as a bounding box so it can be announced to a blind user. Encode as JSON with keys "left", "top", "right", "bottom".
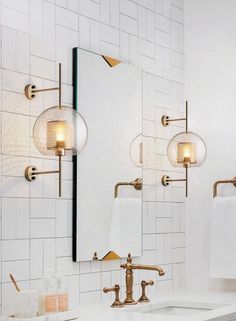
{"left": 114, "top": 178, "right": 142, "bottom": 198}
{"left": 25, "top": 154, "right": 62, "bottom": 197}
{"left": 161, "top": 101, "right": 188, "bottom": 132}
{"left": 162, "top": 167, "right": 188, "bottom": 197}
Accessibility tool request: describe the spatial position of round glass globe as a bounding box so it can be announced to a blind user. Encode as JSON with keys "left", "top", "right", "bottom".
{"left": 167, "top": 131, "right": 207, "bottom": 168}
{"left": 33, "top": 106, "right": 88, "bottom": 156}
{"left": 129, "top": 133, "right": 143, "bottom": 167}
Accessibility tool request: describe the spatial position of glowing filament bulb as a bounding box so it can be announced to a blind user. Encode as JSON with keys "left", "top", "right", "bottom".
{"left": 177, "top": 142, "right": 196, "bottom": 167}
{"left": 47, "top": 120, "right": 73, "bottom": 154}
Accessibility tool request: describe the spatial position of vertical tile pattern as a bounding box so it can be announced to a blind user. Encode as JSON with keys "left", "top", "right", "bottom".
{"left": 0, "top": 0, "right": 185, "bottom": 313}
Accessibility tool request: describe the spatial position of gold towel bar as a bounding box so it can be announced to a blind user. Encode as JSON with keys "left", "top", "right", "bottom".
{"left": 114, "top": 178, "right": 142, "bottom": 198}
{"left": 213, "top": 177, "right": 236, "bottom": 198}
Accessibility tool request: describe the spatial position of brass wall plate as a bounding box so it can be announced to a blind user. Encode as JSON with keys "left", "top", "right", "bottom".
{"left": 161, "top": 175, "right": 170, "bottom": 186}
{"left": 161, "top": 115, "right": 169, "bottom": 127}
{"left": 25, "top": 84, "right": 37, "bottom": 99}
{"left": 25, "top": 166, "right": 38, "bottom": 181}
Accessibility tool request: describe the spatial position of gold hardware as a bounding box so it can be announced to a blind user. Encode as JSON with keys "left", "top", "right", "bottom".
{"left": 25, "top": 64, "right": 62, "bottom": 108}
{"left": 161, "top": 101, "right": 190, "bottom": 197}
{"left": 103, "top": 284, "right": 124, "bottom": 308}
{"left": 120, "top": 253, "right": 164, "bottom": 305}
{"left": 213, "top": 177, "right": 236, "bottom": 198}
{"left": 114, "top": 178, "right": 142, "bottom": 198}
{"left": 161, "top": 101, "right": 188, "bottom": 131}
{"left": 102, "top": 251, "right": 121, "bottom": 261}
{"left": 102, "top": 55, "right": 121, "bottom": 68}
{"left": 25, "top": 154, "right": 62, "bottom": 197}
{"left": 93, "top": 252, "right": 98, "bottom": 260}
{"left": 161, "top": 166, "right": 188, "bottom": 197}
{"left": 24, "top": 64, "right": 65, "bottom": 197}
{"left": 138, "top": 280, "right": 154, "bottom": 303}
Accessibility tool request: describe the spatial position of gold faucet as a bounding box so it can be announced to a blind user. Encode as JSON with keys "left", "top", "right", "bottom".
{"left": 120, "top": 253, "right": 165, "bottom": 305}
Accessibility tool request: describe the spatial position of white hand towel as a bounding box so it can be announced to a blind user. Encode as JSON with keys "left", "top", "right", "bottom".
{"left": 210, "top": 196, "right": 236, "bottom": 279}
{"left": 108, "top": 197, "right": 142, "bottom": 258}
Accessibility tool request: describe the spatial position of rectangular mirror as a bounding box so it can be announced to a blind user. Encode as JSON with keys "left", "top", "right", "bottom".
{"left": 72, "top": 48, "right": 142, "bottom": 262}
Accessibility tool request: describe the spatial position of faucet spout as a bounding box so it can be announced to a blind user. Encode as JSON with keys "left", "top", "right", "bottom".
{"left": 120, "top": 263, "right": 165, "bottom": 276}
{"left": 120, "top": 254, "right": 165, "bottom": 305}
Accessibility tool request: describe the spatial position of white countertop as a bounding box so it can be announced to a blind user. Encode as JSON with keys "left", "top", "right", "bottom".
{"left": 78, "top": 290, "right": 236, "bottom": 321}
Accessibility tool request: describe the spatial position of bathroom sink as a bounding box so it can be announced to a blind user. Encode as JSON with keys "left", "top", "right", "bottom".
{"left": 128, "top": 300, "right": 227, "bottom": 317}
{"left": 144, "top": 305, "right": 211, "bottom": 316}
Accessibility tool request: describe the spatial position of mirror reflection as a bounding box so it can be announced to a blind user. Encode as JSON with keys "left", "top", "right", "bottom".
{"left": 73, "top": 48, "right": 143, "bottom": 262}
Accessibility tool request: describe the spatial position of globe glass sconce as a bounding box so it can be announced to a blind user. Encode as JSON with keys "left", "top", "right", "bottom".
{"left": 24, "top": 63, "right": 88, "bottom": 197}
{"left": 161, "top": 101, "right": 207, "bottom": 197}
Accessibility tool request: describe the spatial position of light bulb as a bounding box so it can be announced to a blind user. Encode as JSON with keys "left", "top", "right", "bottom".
{"left": 177, "top": 142, "right": 196, "bottom": 167}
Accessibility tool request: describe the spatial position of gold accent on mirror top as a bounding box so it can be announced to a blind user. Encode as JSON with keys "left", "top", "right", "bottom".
{"left": 93, "top": 251, "right": 121, "bottom": 261}
{"left": 102, "top": 55, "right": 121, "bottom": 67}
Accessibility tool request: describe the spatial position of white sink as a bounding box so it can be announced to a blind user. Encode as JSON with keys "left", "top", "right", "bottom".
{"left": 128, "top": 300, "right": 227, "bottom": 317}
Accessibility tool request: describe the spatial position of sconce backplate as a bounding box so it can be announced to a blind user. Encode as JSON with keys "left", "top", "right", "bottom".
{"left": 25, "top": 84, "right": 37, "bottom": 100}
{"left": 25, "top": 166, "right": 38, "bottom": 181}
{"left": 161, "top": 175, "right": 170, "bottom": 186}
{"left": 161, "top": 116, "right": 169, "bottom": 127}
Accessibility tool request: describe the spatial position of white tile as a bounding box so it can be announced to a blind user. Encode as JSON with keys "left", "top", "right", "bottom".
{"left": 2, "top": 0, "right": 29, "bottom": 14}
{"left": 2, "top": 240, "right": 29, "bottom": 261}
{"left": 80, "top": 273, "right": 101, "bottom": 292}
{"left": 44, "top": 239, "right": 56, "bottom": 275}
{"left": 2, "top": 27, "right": 16, "bottom": 70}
{"left": 31, "top": 219, "right": 56, "bottom": 238}
{"left": 2, "top": 176, "right": 30, "bottom": 198}
{"left": 56, "top": 238, "right": 72, "bottom": 257}
{"left": 172, "top": 233, "right": 185, "bottom": 248}
{"left": 31, "top": 56, "right": 55, "bottom": 81}
{"left": 171, "top": 5, "right": 184, "bottom": 24}
{"left": 101, "top": 25, "right": 119, "bottom": 46}
{"left": 2, "top": 260, "right": 30, "bottom": 282}
{"left": 78, "top": 0, "right": 99, "bottom": 20}
{"left": 80, "top": 291, "right": 100, "bottom": 307}
{"left": 31, "top": 199, "right": 56, "bottom": 218}
{"left": 156, "top": 217, "right": 172, "bottom": 233}
{"left": 68, "top": 275, "right": 80, "bottom": 309}
{"left": 143, "top": 234, "right": 156, "bottom": 250}
{"left": 56, "top": 6, "right": 78, "bottom": 31}
{"left": 120, "top": 0, "right": 137, "bottom": 19}
{"left": 120, "top": 14, "right": 137, "bottom": 36}
{"left": 56, "top": 257, "right": 79, "bottom": 275}
{"left": 2, "top": 69, "right": 30, "bottom": 93}
{"left": 2, "top": 6, "right": 29, "bottom": 33}
{"left": 110, "top": 0, "right": 119, "bottom": 27}
{"left": 30, "top": 239, "right": 43, "bottom": 278}
{"left": 138, "top": 0, "right": 154, "bottom": 10}
{"left": 172, "top": 248, "right": 185, "bottom": 263}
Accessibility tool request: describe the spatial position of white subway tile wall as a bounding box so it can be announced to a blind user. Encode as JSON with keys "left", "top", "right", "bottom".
{"left": 0, "top": 0, "right": 185, "bottom": 315}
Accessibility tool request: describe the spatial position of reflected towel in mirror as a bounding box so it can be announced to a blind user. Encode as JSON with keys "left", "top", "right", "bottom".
{"left": 210, "top": 196, "right": 236, "bottom": 278}
{"left": 108, "top": 197, "right": 142, "bottom": 258}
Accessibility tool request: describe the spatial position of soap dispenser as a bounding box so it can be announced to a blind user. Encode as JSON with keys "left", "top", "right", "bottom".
{"left": 57, "top": 276, "right": 68, "bottom": 312}
{"left": 38, "top": 276, "right": 58, "bottom": 315}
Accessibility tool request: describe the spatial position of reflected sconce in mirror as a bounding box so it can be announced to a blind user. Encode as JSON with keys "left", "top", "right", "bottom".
{"left": 129, "top": 133, "right": 143, "bottom": 167}
{"left": 24, "top": 63, "right": 88, "bottom": 197}
{"left": 161, "top": 101, "right": 207, "bottom": 197}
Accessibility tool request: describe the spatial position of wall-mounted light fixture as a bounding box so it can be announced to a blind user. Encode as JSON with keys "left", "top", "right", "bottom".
{"left": 161, "top": 101, "right": 206, "bottom": 197}
{"left": 24, "top": 63, "right": 88, "bottom": 197}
